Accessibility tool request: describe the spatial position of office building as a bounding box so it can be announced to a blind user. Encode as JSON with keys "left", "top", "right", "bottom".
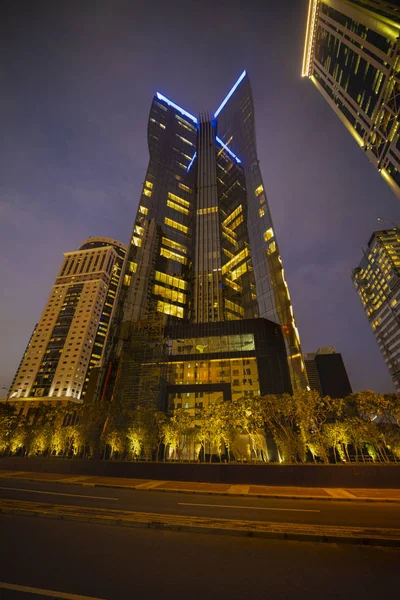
{"left": 8, "top": 237, "right": 126, "bottom": 416}
{"left": 302, "top": 0, "right": 400, "bottom": 198}
{"left": 352, "top": 228, "right": 400, "bottom": 391}
{"left": 106, "top": 70, "right": 307, "bottom": 409}
{"left": 305, "top": 347, "right": 353, "bottom": 397}
{"left": 165, "top": 319, "right": 291, "bottom": 414}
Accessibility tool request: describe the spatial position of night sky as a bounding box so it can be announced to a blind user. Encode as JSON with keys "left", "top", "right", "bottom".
{"left": 2, "top": 0, "right": 400, "bottom": 394}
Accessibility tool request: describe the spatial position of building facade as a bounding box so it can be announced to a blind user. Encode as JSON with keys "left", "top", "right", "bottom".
{"left": 112, "top": 71, "right": 307, "bottom": 400}
{"left": 302, "top": 0, "right": 400, "bottom": 198}
{"left": 304, "top": 347, "right": 353, "bottom": 397}
{"left": 165, "top": 319, "right": 292, "bottom": 415}
{"left": 8, "top": 237, "right": 126, "bottom": 416}
{"left": 352, "top": 228, "right": 400, "bottom": 391}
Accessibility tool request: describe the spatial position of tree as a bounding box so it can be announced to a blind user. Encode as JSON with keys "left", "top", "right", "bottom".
{"left": 261, "top": 394, "right": 305, "bottom": 463}
{"left": 294, "top": 390, "right": 343, "bottom": 464}
{"left": 0, "top": 404, "right": 19, "bottom": 453}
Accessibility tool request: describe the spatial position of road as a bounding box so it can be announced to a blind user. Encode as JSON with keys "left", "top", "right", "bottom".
{"left": 0, "top": 477, "right": 399, "bottom": 529}
{"left": 0, "top": 513, "right": 399, "bottom": 599}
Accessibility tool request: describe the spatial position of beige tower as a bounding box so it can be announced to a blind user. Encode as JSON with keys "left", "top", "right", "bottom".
{"left": 7, "top": 237, "right": 126, "bottom": 417}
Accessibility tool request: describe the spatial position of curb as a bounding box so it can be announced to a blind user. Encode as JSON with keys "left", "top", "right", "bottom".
{"left": 1, "top": 472, "right": 400, "bottom": 503}
{"left": 1, "top": 500, "right": 400, "bottom": 548}
{"left": 87, "top": 483, "right": 400, "bottom": 503}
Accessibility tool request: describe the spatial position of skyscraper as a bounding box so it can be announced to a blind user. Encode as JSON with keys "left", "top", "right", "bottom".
{"left": 8, "top": 237, "right": 126, "bottom": 416}
{"left": 302, "top": 0, "right": 400, "bottom": 198}
{"left": 352, "top": 228, "right": 400, "bottom": 391}
{"left": 305, "top": 347, "right": 353, "bottom": 398}
{"left": 106, "top": 70, "right": 306, "bottom": 408}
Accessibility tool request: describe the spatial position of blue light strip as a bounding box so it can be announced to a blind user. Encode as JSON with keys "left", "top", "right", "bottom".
{"left": 215, "top": 136, "right": 241, "bottom": 164}
{"left": 156, "top": 92, "right": 197, "bottom": 124}
{"left": 214, "top": 70, "right": 247, "bottom": 118}
{"left": 186, "top": 151, "right": 197, "bottom": 172}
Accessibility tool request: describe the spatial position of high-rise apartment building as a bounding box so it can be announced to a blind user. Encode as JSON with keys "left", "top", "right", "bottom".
{"left": 104, "top": 70, "right": 307, "bottom": 411}
{"left": 302, "top": 0, "right": 400, "bottom": 198}
{"left": 352, "top": 228, "right": 400, "bottom": 391}
{"left": 8, "top": 237, "right": 126, "bottom": 415}
{"left": 305, "top": 347, "right": 353, "bottom": 397}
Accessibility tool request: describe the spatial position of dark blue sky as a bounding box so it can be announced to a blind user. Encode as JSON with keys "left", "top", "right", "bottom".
{"left": 2, "top": 0, "right": 400, "bottom": 393}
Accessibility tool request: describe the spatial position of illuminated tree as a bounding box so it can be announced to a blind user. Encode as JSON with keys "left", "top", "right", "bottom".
{"left": 261, "top": 394, "right": 305, "bottom": 463}
{"left": 294, "top": 390, "right": 343, "bottom": 464}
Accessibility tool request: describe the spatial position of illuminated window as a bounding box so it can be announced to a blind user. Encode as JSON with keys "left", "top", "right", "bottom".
{"left": 255, "top": 185, "right": 264, "bottom": 196}
{"left": 259, "top": 207, "right": 265, "bottom": 217}
{"left": 168, "top": 192, "right": 190, "bottom": 208}
{"left": 132, "top": 236, "right": 142, "bottom": 247}
{"left": 139, "top": 205, "right": 148, "bottom": 215}
{"left": 157, "top": 300, "right": 184, "bottom": 319}
{"left": 162, "top": 237, "right": 188, "bottom": 254}
{"left": 134, "top": 225, "right": 144, "bottom": 236}
{"left": 153, "top": 284, "right": 186, "bottom": 304}
{"left": 143, "top": 189, "right": 152, "bottom": 198}
{"left": 224, "top": 299, "right": 244, "bottom": 316}
{"left": 167, "top": 199, "right": 189, "bottom": 215}
{"left": 222, "top": 205, "right": 242, "bottom": 227}
{"left": 222, "top": 230, "right": 238, "bottom": 248}
{"left": 197, "top": 206, "right": 218, "bottom": 215}
{"left": 145, "top": 181, "right": 153, "bottom": 189}
{"left": 155, "top": 270, "right": 188, "bottom": 291}
{"left": 230, "top": 214, "right": 244, "bottom": 230}
{"left": 231, "top": 262, "right": 248, "bottom": 281}
{"left": 160, "top": 247, "right": 188, "bottom": 265}
{"left": 392, "top": 298, "right": 397, "bottom": 307}
{"left": 267, "top": 241, "right": 277, "bottom": 254}
{"left": 178, "top": 183, "right": 192, "bottom": 193}
{"left": 224, "top": 278, "right": 242, "bottom": 293}
{"left": 223, "top": 248, "right": 234, "bottom": 259}
{"left": 124, "top": 274, "right": 131, "bottom": 286}
{"left": 264, "top": 228, "right": 274, "bottom": 241}
{"left": 164, "top": 217, "right": 189, "bottom": 234}
{"left": 176, "top": 134, "right": 195, "bottom": 147}
{"left": 175, "top": 114, "right": 196, "bottom": 132}
{"left": 222, "top": 248, "right": 249, "bottom": 275}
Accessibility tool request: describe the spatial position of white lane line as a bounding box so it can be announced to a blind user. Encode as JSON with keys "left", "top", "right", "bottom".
{"left": 0, "top": 486, "right": 118, "bottom": 501}
{"left": 0, "top": 581, "right": 105, "bottom": 599}
{"left": 178, "top": 502, "right": 320, "bottom": 513}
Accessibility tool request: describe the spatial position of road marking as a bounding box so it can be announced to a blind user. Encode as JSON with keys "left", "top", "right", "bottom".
{"left": 323, "top": 488, "right": 356, "bottom": 499}
{"left": 178, "top": 502, "right": 320, "bottom": 513}
{"left": 228, "top": 485, "right": 250, "bottom": 494}
{"left": 0, "top": 581, "right": 105, "bottom": 599}
{"left": 0, "top": 486, "right": 118, "bottom": 501}
{"left": 135, "top": 480, "right": 168, "bottom": 489}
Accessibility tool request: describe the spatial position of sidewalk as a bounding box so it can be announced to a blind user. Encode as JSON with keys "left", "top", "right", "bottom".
{"left": 1, "top": 469, "right": 400, "bottom": 502}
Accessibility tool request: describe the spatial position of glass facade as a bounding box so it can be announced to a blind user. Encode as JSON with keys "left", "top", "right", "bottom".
{"left": 352, "top": 228, "right": 400, "bottom": 391}
{"left": 116, "top": 72, "right": 307, "bottom": 392}
{"left": 303, "top": 0, "right": 400, "bottom": 198}
{"left": 165, "top": 319, "right": 292, "bottom": 415}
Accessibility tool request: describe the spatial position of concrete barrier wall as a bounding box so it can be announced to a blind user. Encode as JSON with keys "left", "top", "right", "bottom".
{"left": 1, "top": 457, "right": 400, "bottom": 488}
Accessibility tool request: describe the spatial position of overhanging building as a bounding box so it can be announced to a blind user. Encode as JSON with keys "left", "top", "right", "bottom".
{"left": 302, "top": 0, "right": 400, "bottom": 198}
{"left": 102, "top": 71, "right": 307, "bottom": 410}
{"left": 352, "top": 228, "right": 400, "bottom": 391}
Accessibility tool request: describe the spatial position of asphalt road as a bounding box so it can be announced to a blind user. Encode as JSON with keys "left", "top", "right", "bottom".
{"left": 0, "top": 477, "right": 400, "bottom": 529}
{"left": 0, "top": 513, "right": 399, "bottom": 600}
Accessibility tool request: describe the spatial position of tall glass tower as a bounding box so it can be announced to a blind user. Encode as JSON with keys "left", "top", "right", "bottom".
{"left": 302, "top": 0, "right": 400, "bottom": 198}
{"left": 115, "top": 71, "right": 307, "bottom": 394}
{"left": 353, "top": 228, "right": 400, "bottom": 391}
